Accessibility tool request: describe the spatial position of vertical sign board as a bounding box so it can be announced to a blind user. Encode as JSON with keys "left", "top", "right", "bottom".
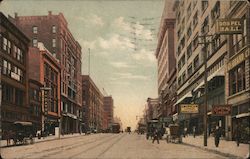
{"left": 212, "top": 105, "right": 232, "bottom": 116}
{"left": 44, "top": 90, "right": 49, "bottom": 121}
{"left": 215, "top": 19, "right": 243, "bottom": 34}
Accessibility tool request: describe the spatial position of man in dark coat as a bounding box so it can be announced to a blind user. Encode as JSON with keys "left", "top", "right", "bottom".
{"left": 214, "top": 126, "right": 221, "bottom": 147}
{"left": 152, "top": 128, "right": 160, "bottom": 144}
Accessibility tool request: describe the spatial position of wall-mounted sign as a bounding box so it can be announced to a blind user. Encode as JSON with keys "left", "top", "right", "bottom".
{"left": 216, "top": 19, "right": 243, "bottom": 34}
{"left": 212, "top": 105, "right": 231, "bottom": 116}
{"left": 11, "top": 72, "right": 20, "bottom": 81}
{"left": 228, "top": 48, "right": 250, "bottom": 70}
{"left": 180, "top": 104, "right": 199, "bottom": 113}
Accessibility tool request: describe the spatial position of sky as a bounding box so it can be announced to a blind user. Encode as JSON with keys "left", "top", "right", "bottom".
{"left": 0, "top": 0, "right": 164, "bottom": 130}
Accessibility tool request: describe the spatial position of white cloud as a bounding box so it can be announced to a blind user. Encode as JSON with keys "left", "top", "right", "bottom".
{"left": 131, "top": 49, "right": 156, "bottom": 63}
{"left": 98, "top": 34, "right": 135, "bottom": 50}
{"left": 75, "top": 14, "right": 104, "bottom": 27}
{"left": 112, "top": 17, "right": 154, "bottom": 41}
{"left": 110, "top": 62, "right": 133, "bottom": 68}
{"left": 78, "top": 39, "right": 97, "bottom": 50}
{"left": 90, "top": 14, "right": 104, "bottom": 27}
{"left": 114, "top": 72, "right": 149, "bottom": 80}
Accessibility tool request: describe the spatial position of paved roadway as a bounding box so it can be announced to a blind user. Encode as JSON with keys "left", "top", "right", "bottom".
{"left": 1, "top": 133, "right": 226, "bottom": 159}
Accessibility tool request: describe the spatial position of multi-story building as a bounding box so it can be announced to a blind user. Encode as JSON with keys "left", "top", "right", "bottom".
{"left": 146, "top": 98, "right": 159, "bottom": 121}
{"left": 28, "top": 43, "right": 61, "bottom": 135}
{"left": 10, "top": 11, "right": 83, "bottom": 134}
{"left": 0, "top": 12, "right": 29, "bottom": 138}
{"left": 28, "top": 79, "right": 43, "bottom": 131}
{"left": 173, "top": 0, "right": 231, "bottom": 136}
{"left": 82, "top": 75, "right": 104, "bottom": 132}
{"left": 156, "top": 0, "right": 176, "bottom": 124}
{"left": 225, "top": 1, "right": 249, "bottom": 141}
{"left": 103, "top": 96, "right": 114, "bottom": 129}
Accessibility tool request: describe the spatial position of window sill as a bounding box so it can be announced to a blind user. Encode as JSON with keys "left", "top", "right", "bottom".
{"left": 228, "top": 89, "right": 249, "bottom": 99}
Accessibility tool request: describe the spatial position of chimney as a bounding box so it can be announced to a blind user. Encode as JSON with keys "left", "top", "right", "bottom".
{"left": 48, "top": 11, "right": 52, "bottom": 16}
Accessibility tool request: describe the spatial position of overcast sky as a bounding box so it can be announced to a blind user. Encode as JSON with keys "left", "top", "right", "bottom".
{"left": 0, "top": 0, "right": 164, "bottom": 129}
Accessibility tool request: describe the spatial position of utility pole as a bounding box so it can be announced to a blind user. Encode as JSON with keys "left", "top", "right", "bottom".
{"left": 198, "top": 34, "right": 213, "bottom": 147}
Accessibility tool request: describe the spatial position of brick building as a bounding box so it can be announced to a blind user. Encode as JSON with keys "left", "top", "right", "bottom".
{"left": 28, "top": 79, "right": 43, "bottom": 131}
{"left": 0, "top": 12, "right": 29, "bottom": 137}
{"left": 28, "top": 43, "right": 61, "bottom": 135}
{"left": 82, "top": 75, "right": 104, "bottom": 132}
{"left": 10, "top": 11, "right": 83, "bottom": 134}
{"left": 103, "top": 96, "right": 114, "bottom": 130}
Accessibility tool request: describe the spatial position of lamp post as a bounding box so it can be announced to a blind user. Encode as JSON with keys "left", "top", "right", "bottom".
{"left": 0, "top": 67, "right": 2, "bottom": 142}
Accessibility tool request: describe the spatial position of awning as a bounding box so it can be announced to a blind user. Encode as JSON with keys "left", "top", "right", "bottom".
{"left": 174, "top": 91, "right": 192, "bottom": 106}
{"left": 236, "top": 112, "right": 250, "bottom": 118}
{"left": 194, "top": 68, "right": 224, "bottom": 91}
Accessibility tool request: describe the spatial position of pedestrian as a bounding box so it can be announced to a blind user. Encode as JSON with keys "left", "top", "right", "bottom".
{"left": 184, "top": 127, "right": 187, "bottom": 137}
{"left": 152, "top": 128, "right": 159, "bottom": 144}
{"left": 193, "top": 126, "right": 196, "bottom": 138}
{"left": 235, "top": 124, "right": 241, "bottom": 147}
{"left": 214, "top": 126, "right": 221, "bottom": 147}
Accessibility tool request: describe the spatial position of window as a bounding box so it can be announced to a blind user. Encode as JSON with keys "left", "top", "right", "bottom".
{"left": 2, "top": 84, "right": 14, "bottom": 103}
{"left": 212, "top": 35, "right": 221, "bottom": 53}
{"left": 187, "top": 25, "right": 192, "bottom": 39}
{"left": 187, "top": 3, "right": 191, "bottom": 18}
{"left": 3, "top": 37, "right": 7, "bottom": 51}
{"left": 194, "top": 55, "right": 199, "bottom": 70}
{"left": 202, "top": 0, "right": 208, "bottom": 12}
{"left": 187, "top": 44, "right": 192, "bottom": 59}
{"left": 211, "top": 1, "right": 220, "bottom": 23}
{"left": 33, "top": 39, "right": 38, "bottom": 47}
{"left": 188, "top": 64, "right": 193, "bottom": 76}
{"left": 201, "top": 16, "right": 209, "bottom": 34}
{"left": 229, "top": 63, "right": 245, "bottom": 95}
{"left": 33, "top": 26, "right": 38, "bottom": 34}
{"left": 52, "top": 38, "right": 56, "bottom": 47}
{"left": 52, "top": 25, "right": 56, "bottom": 33}
{"left": 193, "top": 11, "right": 198, "bottom": 28}
{"left": 182, "top": 72, "right": 186, "bottom": 82}
{"left": 193, "top": 34, "right": 199, "bottom": 51}
{"left": 15, "top": 89, "right": 24, "bottom": 106}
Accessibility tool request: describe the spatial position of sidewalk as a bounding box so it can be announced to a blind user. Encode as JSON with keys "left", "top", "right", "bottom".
{"left": 0, "top": 133, "right": 89, "bottom": 148}
{"left": 182, "top": 135, "right": 249, "bottom": 158}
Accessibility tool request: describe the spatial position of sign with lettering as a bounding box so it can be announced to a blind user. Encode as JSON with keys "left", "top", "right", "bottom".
{"left": 212, "top": 105, "right": 231, "bottom": 116}
{"left": 216, "top": 19, "right": 243, "bottom": 34}
{"left": 180, "top": 104, "right": 199, "bottom": 113}
{"left": 44, "top": 90, "right": 49, "bottom": 117}
{"left": 228, "top": 48, "right": 250, "bottom": 70}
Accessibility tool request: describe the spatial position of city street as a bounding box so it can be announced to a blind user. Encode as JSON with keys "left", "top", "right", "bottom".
{"left": 1, "top": 133, "right": 227, "bottom": 159}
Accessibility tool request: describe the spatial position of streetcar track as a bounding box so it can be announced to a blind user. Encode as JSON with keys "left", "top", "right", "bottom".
{"left": 17, "top": 134, "right": 110, "bottom": 159}
{"left": 96, "top": 134, "right": 126, "bottom": 158}
{"left": 40, "top": 134, "right": 117, "bottom": 159}
{"left": 67, "top": 134, "right": 125, "bottom": 159}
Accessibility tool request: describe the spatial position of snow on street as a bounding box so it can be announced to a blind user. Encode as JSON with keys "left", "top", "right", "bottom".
{"left": 1, "top": 133, "right": 226, "bottom": 159}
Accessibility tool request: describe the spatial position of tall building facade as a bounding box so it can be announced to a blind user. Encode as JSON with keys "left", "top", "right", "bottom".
{"left": 103, "top": 96, "right": 114, "bottom": 129}
{"left": 225, "top": 1, "right": 250, "bottom": 141}
{"left": 156, "top": 0, "right": 176, "bottom": 124}
{"left": 82, "top": 75, "right": 104, "bottom": 132}
{"left": 10, "top": 11, "right": 83, "bottom": 134}
{"left": 0, "top": 12, "right": 30, "bottom": 138}
{"left": 173, "top": 0, "right": 231, "bottom": 136}
{"left": 28, "top": 43, "right": 61, "bottom": 135}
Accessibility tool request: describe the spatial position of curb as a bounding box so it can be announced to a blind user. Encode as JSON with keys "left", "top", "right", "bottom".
{"left": 182, "top": 142, "right": 244, "bottom": 159}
